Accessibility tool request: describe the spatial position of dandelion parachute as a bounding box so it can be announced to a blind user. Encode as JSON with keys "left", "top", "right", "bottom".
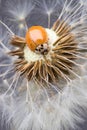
{"left": 0, "top": 0, "right": 87, "bottom": 130}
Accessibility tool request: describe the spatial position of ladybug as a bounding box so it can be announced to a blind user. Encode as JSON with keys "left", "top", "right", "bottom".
{"left": 25, "top": 26, "right": 49, "bottom": 55}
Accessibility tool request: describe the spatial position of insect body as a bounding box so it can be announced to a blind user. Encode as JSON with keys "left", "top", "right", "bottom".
{"left": 25, "top": 26, "right": 49, "bottom": 55}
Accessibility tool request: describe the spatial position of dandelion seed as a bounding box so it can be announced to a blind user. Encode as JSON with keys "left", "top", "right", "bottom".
{"left": 34, "top": 0, "right": 61, "bottom": 28}
{"left": 2, "top": 0, "right": 34, "bottom": 35}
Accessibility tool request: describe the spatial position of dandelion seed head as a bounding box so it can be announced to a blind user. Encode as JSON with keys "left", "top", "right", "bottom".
{"left": 0, "top": 0, "right": 87, "bottom": 130}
